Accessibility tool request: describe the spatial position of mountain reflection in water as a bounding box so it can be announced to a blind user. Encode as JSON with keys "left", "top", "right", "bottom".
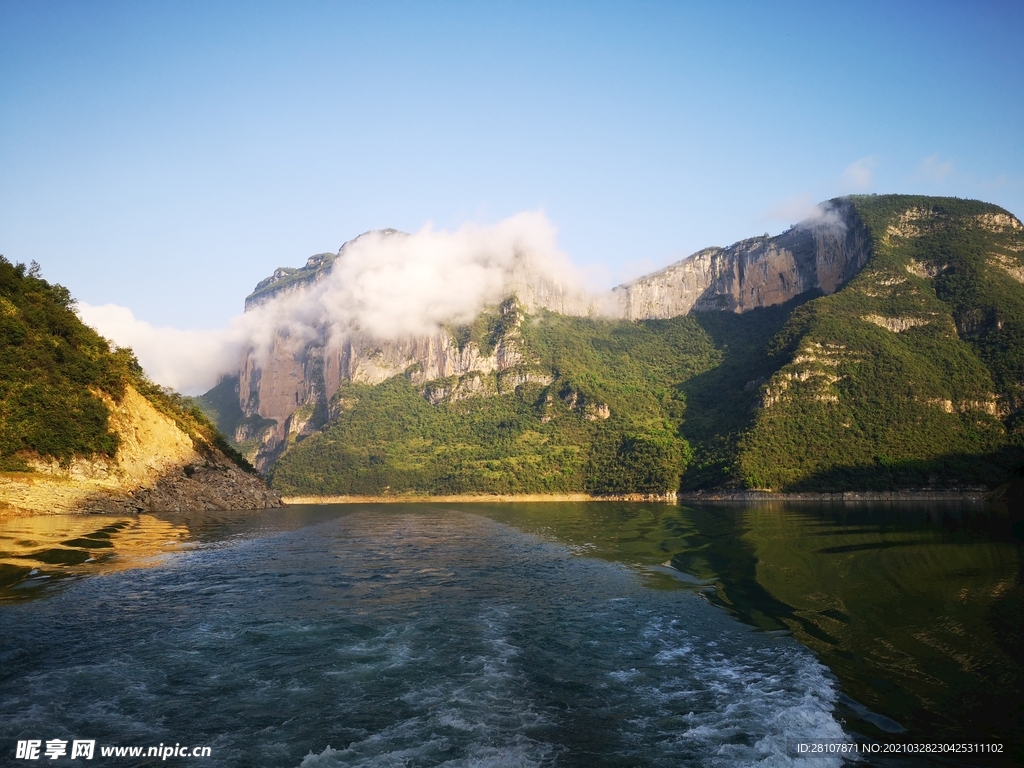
{"left": 0, "top": 501, "right": 1020, "bottom": 764}
{"left": 0, "top": 514, "right": 190, "bottom": 598}
{"left": 478, "top": 501, "right": 1024, "bottom": 758}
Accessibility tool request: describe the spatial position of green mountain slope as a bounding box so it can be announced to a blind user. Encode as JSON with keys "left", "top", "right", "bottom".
{"left": 733, "top": 195, "right": 1024, "bottom": 490}
{"left": 209, "top": 194, "right": 1024, "bottom": 495}
{"left": 269, "top": 302, "right": 718, "bottom": 496}
{"left": 0, "top": 257, "right": 249, "bottom": 474}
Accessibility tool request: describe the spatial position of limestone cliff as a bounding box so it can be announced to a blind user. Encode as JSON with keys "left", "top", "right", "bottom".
{"left": 220, "top": 200, "right": 874, "bottom": 471}
{"left": 612, "top": 200, "right": 872, "bottom": 318}
{"left": 0, "top": 384, "right": 282, "bottom": 515}
{"left": 231, "top": 299, "right": 545, "bottom": 470}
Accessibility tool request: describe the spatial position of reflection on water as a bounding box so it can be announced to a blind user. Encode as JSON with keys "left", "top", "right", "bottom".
{"left": 737, "top": 504, "right": 1023, "bottom": 749}
{"left": 1, "top": 501, "right": 1020, "bottom": 762}
{"left": 473, "top": 501, "right": 1024, "bottom": 759}
{"left": 0, "top": 515, "right": 190, "bottom": 600}
{"left": 0, "top": 506, "right": 347, "bottom": 601}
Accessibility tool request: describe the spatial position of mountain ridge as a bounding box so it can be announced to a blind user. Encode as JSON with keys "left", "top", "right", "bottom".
{"left": 220, "top": 198, "right": 875, "bottom": 471}
{"left": 201, "top": 194, "right": 1024, "bottom": 495}
{"left": 613, "top": 198, "right": 872, "bottom": 318}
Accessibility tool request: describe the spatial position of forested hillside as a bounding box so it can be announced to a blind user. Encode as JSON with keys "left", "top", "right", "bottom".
{"left": 0, "top": 256, "right": 248, "bottom": 474}
{"left": 269, "top": 303, "right": 718, "bottom": 496}
{"left": 207, "top": 195, "right": 1024, "bottom": 495}
{"left": 730, "top": 195, "right": 1024, "bottom": 490}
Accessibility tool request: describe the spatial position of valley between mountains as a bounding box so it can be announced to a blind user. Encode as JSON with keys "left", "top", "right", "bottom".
{"left": 1, "top": 193, "right": 1021, "bottom": 514}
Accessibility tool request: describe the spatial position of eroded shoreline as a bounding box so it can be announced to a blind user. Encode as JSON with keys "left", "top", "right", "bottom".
{"left": 282, "top": 489, "right": 990, "bottom": 505}
{"left": 0, "top": 489, "right": 995, "bottom": 516}
{"left": 280, "top": 492, "right": 679, "bottom": 505}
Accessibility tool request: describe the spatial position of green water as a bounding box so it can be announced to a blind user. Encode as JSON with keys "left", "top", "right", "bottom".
{"left": 1, "top": 501, "right": 1020, "bottom": 763}
{"left": 473, "top": 500, "right": 1024, "bottom": 756}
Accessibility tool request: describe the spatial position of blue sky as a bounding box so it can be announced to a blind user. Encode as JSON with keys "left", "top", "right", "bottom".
{"left": 2, "top": 0, "right": 1022, "bottom": 330}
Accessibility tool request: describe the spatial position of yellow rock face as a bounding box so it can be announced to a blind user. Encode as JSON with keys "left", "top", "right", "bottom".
{"left": 104, "top": 385, "right": 201, "bottom": 486}
{"left": 0, "top": 385, "right": 281, "bottom": 516}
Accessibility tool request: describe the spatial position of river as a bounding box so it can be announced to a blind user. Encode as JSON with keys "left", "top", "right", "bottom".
{"left": 0, "top": 501, "right": 1019, "bottom": 766}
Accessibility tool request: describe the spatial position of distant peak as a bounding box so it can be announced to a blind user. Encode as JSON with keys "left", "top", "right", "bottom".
{"left": 245, "top": 229, "right": 407, "bottom": 310}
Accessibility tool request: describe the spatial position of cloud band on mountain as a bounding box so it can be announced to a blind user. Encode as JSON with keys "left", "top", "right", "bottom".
{"left": 79, "top": 211, "right": 586, "bottom": 394}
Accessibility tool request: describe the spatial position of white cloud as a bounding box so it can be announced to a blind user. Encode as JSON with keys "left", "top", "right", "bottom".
{"left": 840, "top": 156, "right": 876, "bottom": 192}
{"left": 914, "top": 154, "right": 954, "bottom": 183}
{"left": 79, "top": 211, "right": 587, "bottom": 395}
{"left": 764, "top": 194, "right": 846, "bottom": 230}
{"left": 77, "top": 303, "right": 250, "bottom": 395}
{"left": 798, "top": 202, "right": 847, "bottom": 230}
{"left": 317, "top": 212, "right": 579, "bottom": 340}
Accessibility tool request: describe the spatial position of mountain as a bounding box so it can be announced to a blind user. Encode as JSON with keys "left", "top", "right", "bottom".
{"left": 613, "top": 198, "right": 872, "bottom": 318}
{"left": 0, "top": 258, "right": 281, "bottom": 514}
{"left": 208, "top": 228, "right": 605, "bottom": 473}
{"left": 722, "top": 195, "right": 1024, "bottom": 491}
{"left": 206, "top": 207, "right": 869, "bottom": 474}
{"left": 201, "top": 195, "right": 1024, "bottom": 495}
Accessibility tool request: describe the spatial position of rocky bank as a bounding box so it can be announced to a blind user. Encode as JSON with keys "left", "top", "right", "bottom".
{"left": 0, "top": 385, "right": 282, "bottom": 515}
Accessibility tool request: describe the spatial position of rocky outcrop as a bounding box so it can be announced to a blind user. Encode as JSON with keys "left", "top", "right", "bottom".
{"left": 226, "top": 200, "right": 874, "bottom": 470}
{"left": 976, "top": 213, "right": 1023, "bottom": 233}
{"left": 613, "top": 200, "right": 872, "bottom": 319}
{"left": 989, "top": 253, "right": 1024, "bottom": 284}
{"left": 236, "top": 299, "right": 548, "bottom": 470}
{"left": 0, "top": 385, "right": 282, "bottom": 515}
{"left": 862, "top": 314, "right": 933, "bottom": 333}
{"left": 906, "top": 259, "right": 947, "bottom": 279}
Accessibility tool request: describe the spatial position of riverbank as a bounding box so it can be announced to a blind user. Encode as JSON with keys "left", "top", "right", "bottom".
{"left": 0, "top": 487, "right": 995, "bottom": 515}
{"left": 283, "top": 489, "right": 992, "bottom": 505}
{"left": 281, "top": 492, "right": 679, "bottom": 505}
{"left": 678, "top": 489, "right": 989, "bottom": 502}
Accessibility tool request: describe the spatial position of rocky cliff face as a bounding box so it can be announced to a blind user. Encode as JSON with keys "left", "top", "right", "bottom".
{"left": 0, "top": 385, "right": 282, "bottom": 515}
{"left": 224, "top": 200, "right": 874, "bottom": 471}
{"left": 613, "top": 200, "right": 872, "bottom": 318}
{"left": 234, "top": 299, "right": 542, "bottom": 470}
